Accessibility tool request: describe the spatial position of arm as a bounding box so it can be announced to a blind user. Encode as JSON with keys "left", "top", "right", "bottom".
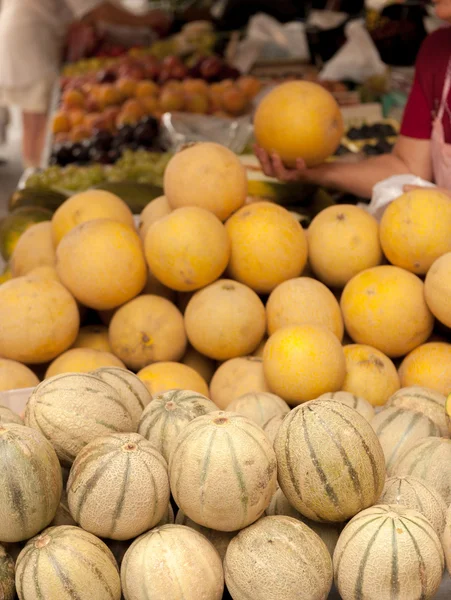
{"left": 82, "top": 2, "right": 172, "bottom": 34}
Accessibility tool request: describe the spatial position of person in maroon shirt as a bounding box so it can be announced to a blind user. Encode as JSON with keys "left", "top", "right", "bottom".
{"left": 256, "top": 1, "right": 451, "bottom": 198}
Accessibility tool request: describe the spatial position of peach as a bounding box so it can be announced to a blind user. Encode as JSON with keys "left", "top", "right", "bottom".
{"left": 62, "top": 89, "right": 85, "bottom": 109}
{"left": 184, "top": 92, "right": 209, "bottom": 114}
{"left": 135, "top": 80, "right": 159, "bottom": 98}
{"left": 183, "top": 79, "right": 210, "bottom": 95}
{"left": 116, "top": 77, "right": 138, "bottom": 98}
{"left": 52, "top": 112, "right": 71, "bottom": 134}
{"left": 237, "top": 76, "right": 263, "bottom": 99}
{"left": 221, "top": 86, "right": 250, "bottom": 116}
{"left": 159, "top": 88, "right": 185, "bottom": 112}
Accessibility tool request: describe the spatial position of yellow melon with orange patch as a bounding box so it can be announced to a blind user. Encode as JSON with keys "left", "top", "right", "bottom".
{"left": 399, "top": 343, "right": 451, "bottom": 396}
{"left": 137, "top": 361, "right": 209, "bottom": 397}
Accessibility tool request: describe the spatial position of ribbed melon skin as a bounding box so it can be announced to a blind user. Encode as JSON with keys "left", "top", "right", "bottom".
{"left": 317, "top": 391, "right": 375, "bottom": 422}
{"left": 391, "top": 437, "right": 451, "bottom": 504}
{"left": 175, "top": 510, "right": 236, "bottom": 561}
{"left": 371, "top": 406, "right": 440, "bottom": 472}
{"left": 67, "top": 433, "right": 170, "bottom": 541}
{"left": 443, "top": 505, "right": 451, "bottom": 576}
{"left": 224, "top": 515, "right": 333, "bottom": 600}
{"left": 0, "top": 423, "right": 62, "bottom": 543}
{"left": 138, "top": 389, "right": 217, "bottom": 462}
{"left": 261, "top": 414, "right": 285, "bottom": 445}
{"left": 0, "top": 405, "right": 23, "bottom": 426}
{"left": 225, "top": 392, "right": 290, "bottom": 427}
{"left": 25, "top": 373, "right": 135, "bottom": 466}
{"left": 334, "top": 505, "right": 444, "bottom": 600}
{"left": 380, "top": 476, "right": 447, "bottom": 536}
{"left": 121, "top": 524, "right": 224, "bottom": 600}
{"left": 15, "top": 526, "right": 121, "bottom": 600}
{"left": 274, "top": 399, "right": 385, "bottom": 523}
{"left": 266, "top": 488, "right": 340, "bottom": 557}
{"left": 169, "top": 411, "right": 277, "bottom": 532}
{"left": 387, "top": 385, "right": 449, "bottom": 437}
{"left": 0, "top": 544, "right": 15, "bottom": 600}
{"left": 92, "top": 367, "right": 152, "bottom": 428}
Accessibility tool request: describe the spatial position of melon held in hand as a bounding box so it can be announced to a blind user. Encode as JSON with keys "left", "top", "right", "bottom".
{"left": 254, "top": 81, "right": 344, "bottom": 167}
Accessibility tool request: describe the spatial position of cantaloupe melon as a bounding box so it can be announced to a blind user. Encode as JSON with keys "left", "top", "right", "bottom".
{"left": 341, "top": 265, "right": 434, "bottom": 358}
{"left": 274, "top": 399, "right": 385, "bottom": 522}
{"left": 67, "top": 433, "right": 170, "bottom": 540}
{"left": 334, "top": 505, "right": 444, "bottom": 600}
{"left": 45, "top": 348, "right": 125, "bottom": 379}
{"left": 225, "top": 202, "right": 308, "bottom": 294}
{"left": 109, "top": 294, "right": 187, "bottom": 370}
{"left": 175, "top": 510, "right": 236, "bottom": 561}
{"left": 138, "top": 389, "right": 217, "bottom": 461}
{"left": 0, "top": 358, "right": 39, "bottom": 391}
{"left": 380, "top": 476, "right": 447, "bottom": 536}
{"left": 0, "top": 405, "right": 23, "bottom": 426}
{"left": 16, "top": 526, "right": 121, "bottom": 600}
{"left": 317, "top": 391, "right": 375, "bottom": 421}
{"left": 379, "top": 188, "right": 451, "bottom": 274}
{"left": 253, "top": 81, "right": 344, "bottom": 167}
{"left": 341, "top": 344, "right": 400, "bottom": 406}
{"left": 266, "top": 489, "right": 340, "bottom": 557}
{"left": 307, "top": 204, "right": 383, "bottom": 288}
{"left": 139, "top": 195, "right": 171, "bottom": 242}
{"left": 52, "top": 189, "right": 135, "bottom": 246}
{"left": 92, "top": 366, "right": 152, "bottom": 430}
{"left": 0, "top": 276, "right": 79, "bottom": 364}
{"left": 226, "top": 391, "right": 289, "bottom": 427}
{"left": 266, "top": 276, "right": 344, "bottom": 339}
{"left": 71, "top": 325, "right": 111, "bottom": 353}
{"left": 391, "top": 437, "right": 451, "bottom": 503}
{"left": 144, "top": 206, "right": 230, "bottom": 292}
{"left": 56, "top": 219, "right": 147, "bottom": 310}
{"left": 371, "top": 406, "right": 440, "bottom": 471}
{"left": 181, "top": 346, "right": 216, "bottom": 384}
{"left": 137, "top": 361, "right": 209, "bottom": 397}
{"left": 170, "top": 411, "right": 277, "bottom": 531}
{"left": 0, "top": 423, "right": 62, "bottom": 542}
{"left": 398, "top": 342, "right": 451, "bottom": 396}
{"left": 224, "top": 516, "right": 333, "bottom": 600}
{"left": 209, "top": 356, "right": 271, "bottom": 409}
{"left": 185, "top": 279, "right": 266, "bottom": 361}
{"left": 25, "top": 372, "right": 135, "bottom": 465}
{"left": 263, "top": 325, "right": 346, "bottom": 405}
{"left": 163, "top": 142, "right": 247, "bottom": 221}
{"left": 0, "top": 545, "right": 14, "bottom": 600}
{"left": 387, "top": 386, "right": 449, "bottom": 438}
{"left": 261, "top": 414, "right": 285, "bottom": 445}
{"left": 443, "top": 505, "right": 451, "bottom": 575}
{"left": 425, "top": 252, "right": 451, "bottom": 328}
{"left": 121, "top": 525, "right": 224, "bottom": 600}
{"left": 10, "top": 221, "right": 56, "bottom": 277}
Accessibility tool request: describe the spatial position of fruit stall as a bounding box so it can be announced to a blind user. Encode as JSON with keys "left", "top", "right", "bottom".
{"left": 1, "top": 12, "right": 451, "bottom": 600}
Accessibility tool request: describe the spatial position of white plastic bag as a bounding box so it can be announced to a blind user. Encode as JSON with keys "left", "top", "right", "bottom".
{"left": 359, "top": 174, "right": 436, "bottom": 221}
{"left": 319, "top": 19, "right": 386, "bottom": 83}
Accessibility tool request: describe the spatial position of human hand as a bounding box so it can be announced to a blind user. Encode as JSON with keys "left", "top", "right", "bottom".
{"left": 254, "top": 145, "right": 307, "bottom": 183}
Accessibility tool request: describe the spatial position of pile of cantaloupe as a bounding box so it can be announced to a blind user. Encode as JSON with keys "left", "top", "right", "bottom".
{"left": 1, "top": 129, "right": 451, "bottom": 599}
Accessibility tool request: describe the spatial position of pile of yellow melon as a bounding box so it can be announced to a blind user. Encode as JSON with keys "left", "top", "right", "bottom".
{"left": 1, "top": 136, "right": 451, "bottom": 599}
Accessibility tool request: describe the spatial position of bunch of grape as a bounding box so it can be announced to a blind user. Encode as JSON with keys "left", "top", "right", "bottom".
{"left": 107, "top": 150, "right": 172, "bottom": 186}
{"left": 25, "top": 165, "right": 107, "bottom": 192}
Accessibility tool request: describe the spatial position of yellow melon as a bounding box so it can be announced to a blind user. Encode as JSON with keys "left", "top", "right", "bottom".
{"left": 137, "top": 361, "right": 209, "bottom": 397}
{"left": 342, "top": 344, "right": 400, "bottom": 407}
{"left": 224, "top": 202, "right": 308, "bottom": 294}
{"left": 26, "top": 265, "right": 61, "bottom": 283}
{"left": 341, "top": 265, "right": 434, "bottom": 358}
{"left": 209, "top": 357, "right": 271, "bottom": 409}
{"left": 266, "top": 276, "right": 343, "bottom": 339}
{"left": 252, "top": 337, "right": 267, "bottom": 358}
{"left": 0, "top": 358, "right": 39, "bottom": 391}
{"left": 398, "top": 342, "right": 451, "bottom": 395}
{"left": 253, "top": 81, "right": 344, "bottom": 167}
{"left": 71, "top": 325, "right": 112, "bottom": 353}
{"left": 424, "top": 252, "right": 451, "bottom": 328}
{"left": 184, "top": 279, "right": 266, "bottom": 361}
{"left": 10, "top": 222, "right": 56, "bottom": 277}
{"left": 144, "top": 207, "right": 230, "bottom": 292}
{"left": 142, "top": 269, "right": 176, "bottom": 303}
{"left": 51, "top": 189, "right": 135, "bottom": 246}
{"left": 379, "top": 188, "right": 451, "bottom": 274}
{"left": 139, "top": 196, "right": 171, "bottom": 242}
{"left": 181, "top": 346, "right": 216, "bottom": 384}
{"left": 0, "top": 276, "right": 79, "bottom": 363}
{"left": 164, "top": 142, "right": 247, "bottom": 221}
{"left": 45, "top": 348, "right": 125, "bottom": 379}
{"left": 263, "top": 325, "right": 346, "bottom": 405}
{"left": 109, "top": 294, "right": 187, "bottom": 370}
{"left": 56, "top": 219, "right": 147, "bottom": 310}
{"left": 307, "top": 205, "right": 383, "bottom": 288}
